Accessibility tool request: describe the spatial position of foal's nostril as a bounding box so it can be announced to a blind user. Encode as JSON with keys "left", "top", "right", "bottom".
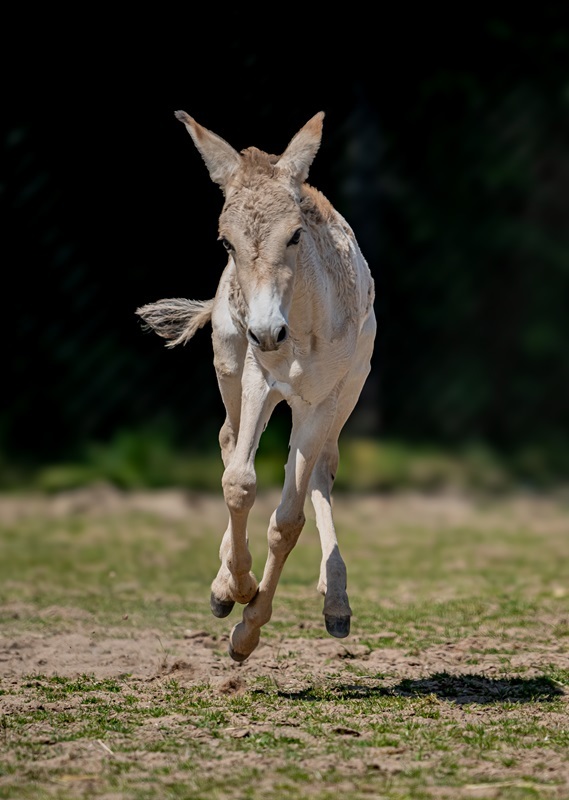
{"left": 247, "top": 325, "right": 287, "bottom": 350}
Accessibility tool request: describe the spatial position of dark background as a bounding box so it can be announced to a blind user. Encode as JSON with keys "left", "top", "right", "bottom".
{"left": 2, "top": 8, "right": 568, "bottom": 473}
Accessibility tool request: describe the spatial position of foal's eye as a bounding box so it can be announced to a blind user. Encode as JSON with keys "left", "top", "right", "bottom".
{"left": 219, "top": 237, "right": 233, "bottom": 252}
{"left": 287, "top": 228, "right": 302, "bottom": 247}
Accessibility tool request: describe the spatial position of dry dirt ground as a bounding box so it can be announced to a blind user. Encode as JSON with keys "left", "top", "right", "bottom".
{"left": 1, "top": 487, "right": 568, "bottom": 798}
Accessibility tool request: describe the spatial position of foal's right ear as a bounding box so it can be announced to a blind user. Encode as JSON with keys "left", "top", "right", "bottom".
{"left": 175, "top": 111, "right": 241, "bottom": 191}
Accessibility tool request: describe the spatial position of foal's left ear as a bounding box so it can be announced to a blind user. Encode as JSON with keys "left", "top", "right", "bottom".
{"left": 175, "top": 110, "right": 242, "bottom": 190}
{"left": 277, "top": 111, "right": 324, "bottom": 184}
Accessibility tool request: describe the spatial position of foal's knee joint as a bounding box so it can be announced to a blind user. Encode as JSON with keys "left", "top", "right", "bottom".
{"left": 222, "top": 469, "right": 256, "bottom": 513}
{"left": 219, "top": 424, "right": 234, "bottom": 453}
{"left": 268, "top": 511, "right": 305, "bottom": 555}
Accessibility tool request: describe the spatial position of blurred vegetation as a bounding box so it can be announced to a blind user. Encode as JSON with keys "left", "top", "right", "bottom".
{"left": 2, "top": 10, "right": 568, "bottom": 485}
{"left": 1, "top": 428, "right": 567, "bottom": 494}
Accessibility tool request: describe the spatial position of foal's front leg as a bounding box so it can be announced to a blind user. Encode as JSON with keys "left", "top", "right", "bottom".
{"left": 210, "top": 357, "right": 279, "bottom": 619}
{"left": 229, "top": 395, "right": 337, "bottom": 662}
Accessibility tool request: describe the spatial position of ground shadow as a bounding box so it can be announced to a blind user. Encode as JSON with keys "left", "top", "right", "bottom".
{"left": 390, "top": 672, "right": 565, "bottom": 704}
{"left": 272, "top": 672, "right": 565, "bottom": 705}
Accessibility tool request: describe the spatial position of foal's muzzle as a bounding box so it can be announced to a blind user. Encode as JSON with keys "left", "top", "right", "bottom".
{"left": 247, "top": 324, "right": 289, "bottom": 352}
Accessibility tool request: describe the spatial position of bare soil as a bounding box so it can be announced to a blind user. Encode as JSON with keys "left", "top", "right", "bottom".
{"left": 1, "top": 487, "right": 568, "bottom": 798}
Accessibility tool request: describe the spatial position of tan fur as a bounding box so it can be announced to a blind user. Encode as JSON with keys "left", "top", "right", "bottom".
{"left": 136, "top": 112, "right": 376, "bottom": 661}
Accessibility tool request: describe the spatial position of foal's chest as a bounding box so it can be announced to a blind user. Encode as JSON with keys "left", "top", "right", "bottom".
{"left": 258, "top": 336, "right": 353, "bottom": 406}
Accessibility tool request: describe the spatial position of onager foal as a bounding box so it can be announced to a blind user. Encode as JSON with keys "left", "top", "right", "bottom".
{"left": 137, "top": 111, "right": 376, "bottom": 662}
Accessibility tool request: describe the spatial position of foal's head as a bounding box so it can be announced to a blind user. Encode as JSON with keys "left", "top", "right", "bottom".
{"left": 175, "top": 111, "right": 324, "bottom": 352}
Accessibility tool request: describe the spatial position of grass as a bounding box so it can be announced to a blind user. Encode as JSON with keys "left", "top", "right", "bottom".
{"left": 2, "top": 430, "right": 568, "bottom": 493}
{"left": 0, "top": 488, "right": 567, "bottom": 799}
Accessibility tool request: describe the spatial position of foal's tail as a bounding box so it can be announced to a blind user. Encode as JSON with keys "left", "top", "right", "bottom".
{"left": 136, "top": 298, "right": 214, "bottom": 348}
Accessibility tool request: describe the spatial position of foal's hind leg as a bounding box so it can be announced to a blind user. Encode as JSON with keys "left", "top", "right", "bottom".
{"left": 309, "top": 326, "right": 375, "bottom": 637}
{"left": 309, "top": 439, "right": 352, "bottom": 637}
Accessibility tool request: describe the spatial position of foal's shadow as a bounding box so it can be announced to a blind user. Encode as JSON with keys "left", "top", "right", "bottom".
{"left": 274, "top": 672, "right": 564, "bottom": 705}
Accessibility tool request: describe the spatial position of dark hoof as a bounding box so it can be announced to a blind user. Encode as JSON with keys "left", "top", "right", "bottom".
{"left": 325, "top": 614, "right": 350, "bottom": 638}
{"left": 210, "top": 593, "right": 235, "bottom": 618}
{"left": 228, "top": 645, "right": 249, "bottom": 663}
